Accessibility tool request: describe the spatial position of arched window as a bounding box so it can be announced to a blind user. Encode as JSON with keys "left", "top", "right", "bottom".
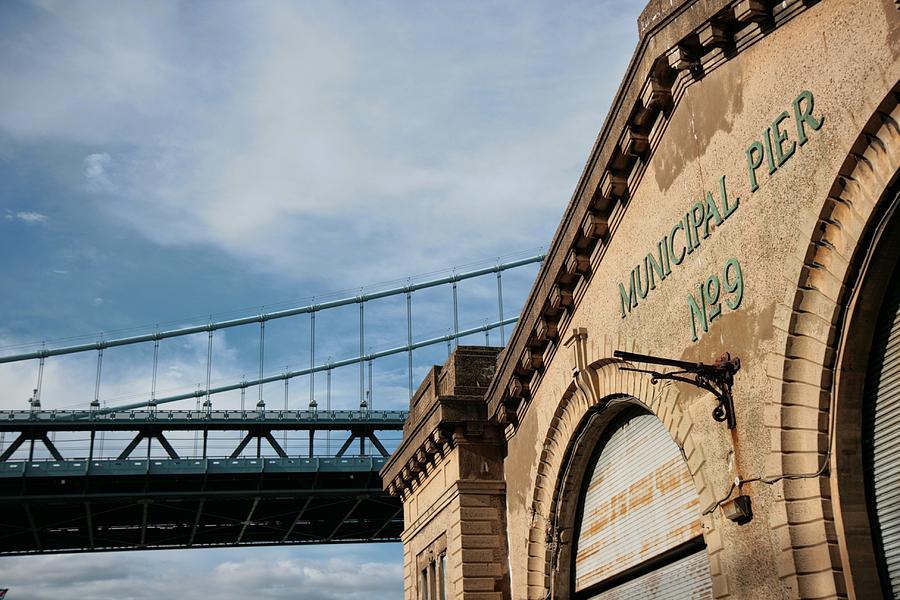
{"left": 573, "top": 406, "right": 712, "bottom": 599}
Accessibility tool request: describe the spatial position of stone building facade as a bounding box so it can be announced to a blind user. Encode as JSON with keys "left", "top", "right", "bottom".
{"left": 382, "top": 0, "right": 900, "bottom": 598}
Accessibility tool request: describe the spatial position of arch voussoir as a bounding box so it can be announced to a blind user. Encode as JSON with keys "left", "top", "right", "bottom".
{"left": 770, "top": 87, "right": 900, "bottom": 599}
{"left": 525, "top": 333, "right": 718, "bottom": 599}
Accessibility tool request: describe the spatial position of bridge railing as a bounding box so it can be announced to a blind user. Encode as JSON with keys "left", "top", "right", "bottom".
{"left": 0, "top": 408, "right": 408, "bottom": 425}
{"left": 0, "top": 409, "right": 407, "bottom": 463}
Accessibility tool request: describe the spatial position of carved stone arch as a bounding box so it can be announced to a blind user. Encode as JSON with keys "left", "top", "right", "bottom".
{"left": 767, "top": 85, "right": 900, "bottom": 600}
{"left": 524, "top": 331, "right": 727, "bottom": 600}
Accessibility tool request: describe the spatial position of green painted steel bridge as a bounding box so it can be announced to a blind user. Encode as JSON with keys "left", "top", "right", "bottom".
{"left": 0, "top": 409, "right": 405, "bottom": 554}
{"left": 0, "top": 253, "right": 544, "bottom": 555}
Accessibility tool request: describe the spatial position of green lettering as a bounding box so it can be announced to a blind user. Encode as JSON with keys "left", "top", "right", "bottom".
{"left": 618, "top": 271, "right": 638, "bottom": 318}
{"left": 645, "top": 249, "right": 666, "bottom": 290}
{"left": 746, "top": 141, "right": 764, "bottom": 192}
{"left": 690, "top": 201, "right": 706, "bottom": 243}
{"left": 668, "top": 222, "right": 686, "bottom": 266}
{"left": 705, "top": 275, "right": 722, "bottom": 322}
{"left": 772, "top": 110, "right": 796, "bottom": 167}
{"left": 793, "top": 90, "right": 823, "bottom": 146}
{"left": 763, "top": 126, "right": 777, "bottom": 175}
{"left": 688, "top": 285, "right": 708, "bottom": 342}
{"left": 659, "top": 238, "right": 671, "bottom": 276}
{"left": 684, "top": 213, "right": 695, "bottom": 254}
{"left": 723, "top": 258, "right": 744, "bottom": 310}
{"left": 635, "top": 264, "right": 649, "bottom": 299}
{"left": 703, "top": 191, "right": 723, "bottom": 238}
{"left": 719, "top": 175, "right": 738, "bottom": 219}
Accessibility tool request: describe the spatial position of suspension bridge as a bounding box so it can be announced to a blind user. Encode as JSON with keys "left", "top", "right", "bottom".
{"left": 0, "top": 254, "right": 542, "bottom": 554}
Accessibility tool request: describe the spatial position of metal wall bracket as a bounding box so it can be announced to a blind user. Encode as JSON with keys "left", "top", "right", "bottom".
{"left": 613, "top": 350, "right": 740, "bottom": 429}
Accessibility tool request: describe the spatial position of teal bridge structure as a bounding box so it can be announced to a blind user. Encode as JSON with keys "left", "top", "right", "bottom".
{"left": 0, "top": 254, "right": 543, "bottom": 554}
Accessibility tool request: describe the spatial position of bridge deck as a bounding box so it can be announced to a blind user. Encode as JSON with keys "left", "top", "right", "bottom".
{"left": 0, "top": 457, "right": 400, "bottom": 554}
{"left": 0, "top": 409, "right": 408, "bottom": 430}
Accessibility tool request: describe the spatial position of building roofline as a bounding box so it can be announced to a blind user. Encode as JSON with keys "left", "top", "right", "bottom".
{"left": 485, "top": 0, "right": 810, "bottom": 426}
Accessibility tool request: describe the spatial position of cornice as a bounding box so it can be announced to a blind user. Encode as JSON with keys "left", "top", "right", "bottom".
{"left": 381, "top": 346, "right": 501, "bottom": 499}
{"left": 485, "top": 0, "right": 821, "bottom": 429}
{"left": 381, "top": 395, "right": 491, "bottom": 500}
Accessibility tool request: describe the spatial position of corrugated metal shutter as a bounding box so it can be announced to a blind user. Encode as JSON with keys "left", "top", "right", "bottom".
{"left": 587, "top": 549, "right": 713, "bottom": 600}
{"left": 865, "top": 259, "right": 900, "bottom": 595}
{"left": 575, "top": 409, "right": 710, "bottom": 596}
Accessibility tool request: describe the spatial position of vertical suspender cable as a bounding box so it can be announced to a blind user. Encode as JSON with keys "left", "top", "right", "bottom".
{"left": 35, "top": 353, "right": 47, "bottom": 451}
{"left": 308, "top": 309, "right": 317, "bottom": 455}
{"left": 35, "top": 350, "right": 45, "bottom": 406}
{"left": 284, "top": 372, "right": 289, "bottom": 449}
{"left": 194, "top": 383, "right": 201, "bottom": 457}
{"left": 205, "top": 329, "right": 213, "bottom": 408}
{"left": 94, "top": 348, "right": 104, "bottom": 405}
{"left": 258, "top": 320, "right": 266, "bottom": 407}
{"left": 239, "top": 377, "right": 246, "bottom": 443}
{"left": 497, "top": 270, "right": 505, "bottom": 346}
{"left": 406, "top": 286, "right": 413, "bottom": 400}
{"left": 452, "top": 273, "right": 459, "bottom": 348}
{"left": 326, "top": 360, "right": 332, "bottom": 455}
{"left": 308, "top": 310, "right": 318, "bottom": 457}
{"left": 150, "top": 335, "right": 159, "bottom": 407}
{"left": 485, "top": 320, "right": 490, "bottom": 345}
{"left": 359, "top": 296, "right": 364, "bottom": 410}
{"left": 447, "top": 329, "right": 452, "bottom": 357}
{"left": 367, "top": 359, "right": 373, "bottom": 411}
{"left": 197, "top": 325, "right": 214, "bottom": 457}
{"left": 94, "top": 346, "right": 104, "bottom": 458}
{"left": 309, "top": 304, "right": 316, "bottom": 407}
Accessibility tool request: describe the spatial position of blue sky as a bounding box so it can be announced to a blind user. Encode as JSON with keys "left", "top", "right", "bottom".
{"left": 0, "top": 0, "right": 640, "bottom": 597}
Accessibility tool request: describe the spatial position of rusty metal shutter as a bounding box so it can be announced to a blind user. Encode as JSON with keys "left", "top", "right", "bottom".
{"left": 864, "top": 258, "right": 900, "bottom": 595}
{"left": 575, "top": 408, "right": 711, "bottom": 597}
{"left": 587, "top": 549, "right": 712, "bottom": 600}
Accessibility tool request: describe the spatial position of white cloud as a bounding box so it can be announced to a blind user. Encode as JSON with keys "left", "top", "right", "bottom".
{"left": 0, "top": 0, "right": 638, "bottom": 284}
{"left": 208, "top": 555, "right": 402, "bottom": 598}
{"left": 0, "top": 547, "right": 402, "bottom": 600}
{"left": 83, "top": 152, "right": 113, "bottom": 190}
{"left": 15, "top": 211, "right": 47, "bottom": 223}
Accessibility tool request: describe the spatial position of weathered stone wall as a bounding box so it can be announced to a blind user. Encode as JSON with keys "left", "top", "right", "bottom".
{"left": 497, "top": 0, "right": 900, "bottom": 598}
{"left": 387, "top": 1, "right": 900, "bottom": 598}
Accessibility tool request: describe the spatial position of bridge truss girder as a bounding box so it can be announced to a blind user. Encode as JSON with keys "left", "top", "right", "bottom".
{"left": 0, "top": 410, "right": 406, "bottom": 554}
{"left": 0, "top": 409, "right": 405, "bottom": 461}
{"left": 0, "top": 459, "right": 401, "bottom": 554}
